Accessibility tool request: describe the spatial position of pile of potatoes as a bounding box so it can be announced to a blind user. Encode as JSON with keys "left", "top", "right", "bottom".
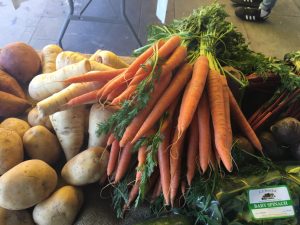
{"left": 0, "top": 114, "right": 109, "bottom": 225}
{"left": 0, "top": 42, "right": 123, "bottom": 225}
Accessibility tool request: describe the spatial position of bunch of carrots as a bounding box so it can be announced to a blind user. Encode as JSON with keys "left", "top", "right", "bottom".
{"left": 63, "top": 35, "right": 263, "bottom": 208}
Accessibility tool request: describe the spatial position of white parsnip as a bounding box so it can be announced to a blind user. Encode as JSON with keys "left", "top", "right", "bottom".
{"left": 90, "top": 50, "right": 129, "bottom": 68}
{"left": 50, "top": 106, "right": 87, "bottom": 161}
{"left": 41, "top": 44, "right": 63, "bottom": 73}
{"left": 28, "top": 60, "right": 91, "bottom": 101}
{"left": 88, "top": 104, "right": 114, "bottom": 148}
{"left": 37, "top": 82, "right": 103, "bottom": 117}
{"left": 56, "top": 51, "right": 88, "bottom": 70}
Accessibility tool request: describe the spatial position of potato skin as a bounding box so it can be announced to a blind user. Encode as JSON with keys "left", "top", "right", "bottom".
{"left": 0, "top": 69, "right": 25, "bottom": 99}
{"left": 0, "top": 91, "right": 30, "bottom": 117}
{"left": 0, "top": 207, "right": 34, "bottom": 225}
{"left": 61, "top": 147, "right": 109, "bottom": 186}
{"left": 33, "top": 186, "right": 83, "bottom": 225}
{"left": 0, "top": 128, "right": 23, "bottom": 175}
{"left": 23, "top": 126, "right": 61, "bottom": 164}
{"left": 27, "top": 107, "right": 53, "bottom": 130}
{"left": 0, "top": 160, "right": 57, "bottom": 210}
{"left": 0, "top": 118, "right": 30, "bottom": 138}
{"left": 0, "top": 42, "right": 41, "bottom": 83}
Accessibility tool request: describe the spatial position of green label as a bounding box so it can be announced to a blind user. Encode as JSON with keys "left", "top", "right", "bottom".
{"left": 247, "top": 185, "right": 295, "bottom": 220}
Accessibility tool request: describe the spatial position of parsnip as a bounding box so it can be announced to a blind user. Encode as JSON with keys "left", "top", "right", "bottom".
{"left": 56, "top": 51, "right": 88, "bottom": 70}
{"left": 28, "top": 60, "right": 91, "bottom": 101}
{"left": 37, "top": 82, "right": 103, "bottom": 117}
{"left": 41, "top": 44, "right": 63, "bottom": 73}
{"left": 90, "top": 50, "right": 129, "bottom": 68}
{"left": 90, "top": 60, "right": 114, "bottom": 71}
{"left": 50, "top": 106, "right": 87, "bottom": 160}
{"left": 88, "top": 104, "right": 114, "bottom": 148}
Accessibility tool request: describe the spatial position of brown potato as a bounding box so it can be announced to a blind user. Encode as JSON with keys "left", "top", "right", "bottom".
{"left": 0, "top": 42, "right": 41, "bottom": 83}
{"left": 0, "top": 207, "right": 34, "bottom": 225}
{"left": 0, "top": 118, "right": 30, "bottom": 138}
{"left": 61, "top": 147, "right": 109, "bottom": 186}
{"left": 23, "top": 126, "right": 61, "bottom": 164}
{"left": 0, "top": 128, "right": 23, "bottom": 175}
{"left": 0, "top": 70, "right": 25, "bottom": 99}
{"left": 0, "top": 91, "right": 30, "bottom": 117}
{"left": 33, "top": 186, "right": 83, "bottom": 225}
{"left": 0, "top": 160, "right": 58, "bottom": 210}
{"left": 27, "top": 107, "right": 53, "bottom": 130}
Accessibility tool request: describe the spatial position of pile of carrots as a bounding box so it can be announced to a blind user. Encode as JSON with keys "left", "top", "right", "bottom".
{"left": 64, "top": 35, "right": 263, "bottom": 207}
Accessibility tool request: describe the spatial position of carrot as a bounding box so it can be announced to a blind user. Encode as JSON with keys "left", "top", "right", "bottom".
{"left": 197, "top": 91, "right": 212, "bottom": 173}
{"left": 181, "top": 180, "right": 187, "bottom": 196}
{"left": 177, "top": 56, "right": 209, "bottom": 136}
{"left": 228, "top": 89, "right": 263, "bottom": 151}
{"left": 67, "top": 89, "right": 99, "bottom": 107}
{"left": 157, "top": 107, "right": 175, "bottom": 205}
{"left": 129, "top": 45, "right": 187, "bottom": 86}
{"left": 207, "top": 69, "right": 232, "bottom": 172}
{"left": 131, "top": 63, "right": 193, "bottom": 144}
{"left": 107, "top": 133, "right": 115, "bottom": 146}
{"left": 123, "top": 182, "right": 140, "bottom": 212}
{"left": 124, "top": 39, "right": 165, "bottom": 79}
{"left": 111, "top": 84, "right": 137, "bottom": 105}
{"left": 128, "top": 65, "right": 153, "bottom": 86}
{"left": 220, "top": 76, "right": 232, "bottom": 150}
{"left": 101, "top": 38, "right": 167, "bottom": 98}
{"left": 107, "top": 139, "right": 120, "bottom": 176}
{"left": 186, "top": 114, "right": 198, "bottom": 186}
{"left": 63, "top": 68, "right": 125, "bottom": 84}
{"left": 106, "top": 83, "right": 127, "bottom": 101}
{"left": 114, "top": 143, "right": 133, "bottom": 183}
{"left": 119, "top": 72, "right": 172, "bottom": 147}
{"left": 136, "top": 145, "right": 147, "bottom": 183}
{"left": 151, "top": 179, "right": 162, "bottom": 203}
{"left": 170, "top": 128, "right": 186, "bottom": 206}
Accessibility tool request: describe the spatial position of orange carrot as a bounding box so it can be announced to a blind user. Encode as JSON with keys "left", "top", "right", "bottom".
{"left": 106, "top": 83, "right": 127, "bottom": 101}
{"left": 197, "top": 91, "right": 212, "bottom": 173}
{"left": 170, "top": 128, "right": 186, "bottom": 206}
{"left": 157, "top": 108, "right": 175, "bottom": 205}
{"left": 177, "top": 56, "right": 209, "bottom": 135}
{"left": 124, "top": 40, "right": 165, "bottom": 79}
{"left": 136, "top": 145, "right": 147, "bottom": 184}
{"left": 207, "top": 69, "right": 232, "bottom": 172}
{"left": 186, "top": 114, "right": 198, "bottom": 186}
{"left": 129, "top": 45, "right": 187, "bottom": 86}
{"left": 67, "top": 89, "right": 98, "bottom": 106}
{"left": 123, "top": 182, "right": 140, "bottom": 212}
{"left": 220, "top": 76, "right": 232, "bottom": 150}
{"left": 228, "top": 89, "right": 263, "bottom": 151}
{"left": 119, "top": 72, "right": 172, "bottom": 147}
{"left": 107, "top": 133, "right": 115, "bottom": 146}
{"left": 64, "top": 68, "right": 125, "bottom": 84}
{"left": 102, "top": 36, "right": 179, "bottom": 97}
{"left": 151, "top": 179, "right": 162, "bottom": 203}
{"left": 114, "top": 143, "right": 133, "bottom": 183}
{"left": 107, "top": 139, "right": 120, "bottom": 176}
{"left": 131, "top": 63, "right": 193, "bottom": 144}
{"left": 111, "top": 84, "right": 137, "bottom": 105}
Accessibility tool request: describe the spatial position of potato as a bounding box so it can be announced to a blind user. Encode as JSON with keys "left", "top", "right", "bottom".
{"left": 0, "top": 207, "right": 34, "bottom": 225}
{"left": 0, "top": 42, "right": 41, "bottom": 83}
{"left": 0, "top": 128, "right": 23, "bottom": 175}
{"left": 0, "top": 91, "right": 30, "bottom": 117}
{"left": 0, "top": 69, "right": 25, "bottom": 99}
{"left": 33, "top": 186, "right": 83, "bottom": 225}
{"left": 0, "top": 160, "right": 57, "bottom": 210}
{"left": 270, "top": 117, "right": 300, "bottom": 145}
{"left": 0, "top": 118, "right": 30, "bottom": 138}
{"left": 23, "top": 126, "right": 61, "bottom": 164}
{"left": 27, "top": 107, "right": 53, "bottom": 130}
{"left": 61, "top": 147, "right": 109, "bottom": 186}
